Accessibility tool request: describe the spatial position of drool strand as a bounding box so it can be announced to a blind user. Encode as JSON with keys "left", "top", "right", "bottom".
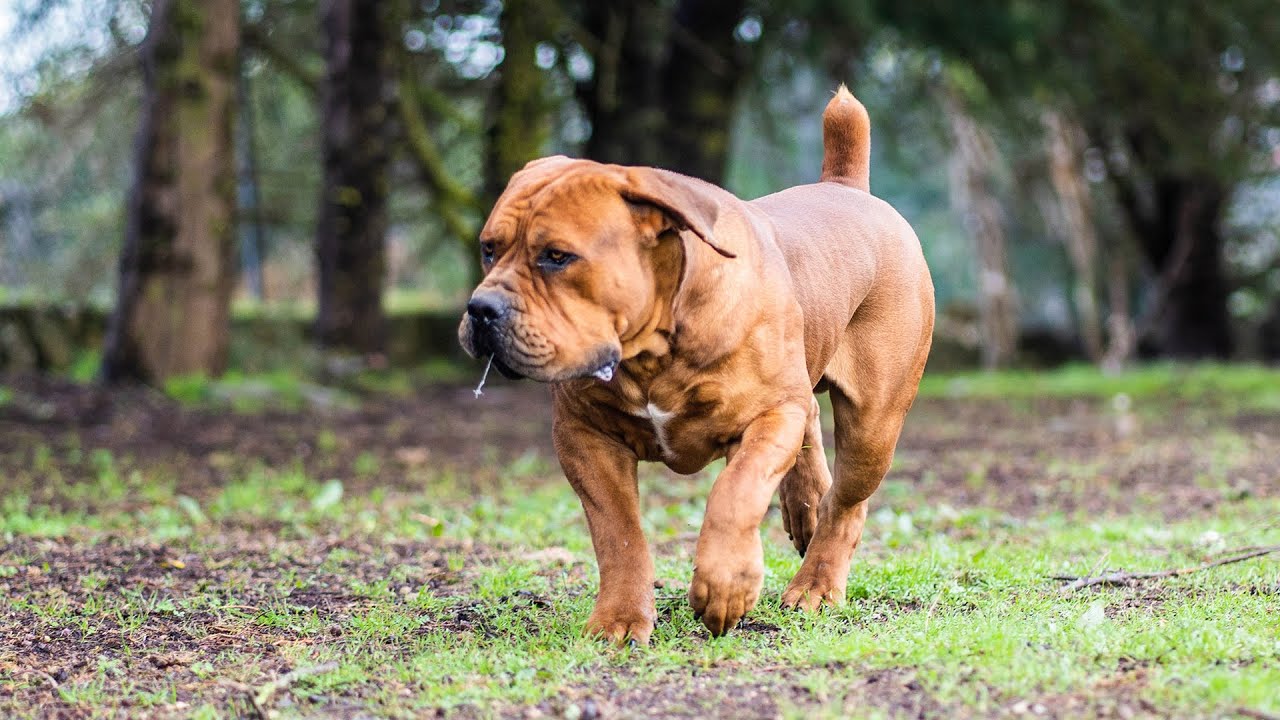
{"left": 473, "top": 356, "right": 494, "bottom": 399}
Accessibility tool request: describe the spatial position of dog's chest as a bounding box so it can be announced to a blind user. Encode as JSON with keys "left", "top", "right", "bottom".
{"left": 630, "top": 402, "right": 678, "bottom": 458}
{"left": 620, "top": 395, "right": 731, "bottom": 473}
{"left": 603, "top": 373, "right": 736, "bottom": 471}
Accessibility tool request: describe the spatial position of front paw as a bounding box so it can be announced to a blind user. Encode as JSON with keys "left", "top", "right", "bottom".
{"left": 688, "top": 532, "right": 764, "bottom": 636}
{"left": 779, "top": 473, "right": 827, "bottom": 556}
{"left": 584, "top": 602, "right": 655, "bottom": 646}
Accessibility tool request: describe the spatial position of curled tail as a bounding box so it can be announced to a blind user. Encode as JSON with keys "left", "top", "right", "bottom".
{"left": 820, "top": 84, "right": 871, "bottom": 192}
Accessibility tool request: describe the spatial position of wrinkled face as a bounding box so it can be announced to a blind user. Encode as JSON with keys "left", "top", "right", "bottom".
{"left": 458, "top": 161, "right": 669, "bottom": 383}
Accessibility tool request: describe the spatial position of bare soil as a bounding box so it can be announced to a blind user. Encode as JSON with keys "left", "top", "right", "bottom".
{"left": 1, "top": 373, "right": 1277, "bottom": 718}
{"left": 2, "top": 374, "right": 1275, "bottom": 519}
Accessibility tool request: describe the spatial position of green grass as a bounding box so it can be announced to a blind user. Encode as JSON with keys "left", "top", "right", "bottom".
{"left": 288, "top": 488, "right": 1280, "bottom": 716}
{"left": 920, "top": 362, "right": 1280, "bottom": 408}
{"left": 141, "top": 360, "right": 1280, "bottom": 415}
{"left": 3, "top": 455, "right": 1277, "bottom": 717}
{"left": 159, "top": 362, "right": 475, "bottom": 411}
{"left": 2, "top": 365, "right": 1279, "bottom": 717}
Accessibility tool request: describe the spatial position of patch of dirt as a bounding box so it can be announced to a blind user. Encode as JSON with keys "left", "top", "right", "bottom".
{"left": 489, "top": 664, "right": 1175, "bottom": 720}
{"left": 4, "top": 373, "right": 1276, "bottom": 520}
{"left": 890, "top": 396, "right": 1280, "bottom": 520}
{"left": 483, "top": 666, "right": 946, "bottom": 720}
{"left": 0, "top": 374, "right": 555, "bottom": 503}
{"left": 2, "top": 373, "right": 1278, "bottom": 717}
{"left": 0, "top": 534, "right": 477, "bottom": 715}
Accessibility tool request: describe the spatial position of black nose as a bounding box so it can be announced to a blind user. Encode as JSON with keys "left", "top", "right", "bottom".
{"left": 467, "top": 292, "right": 508, "bottom": 324}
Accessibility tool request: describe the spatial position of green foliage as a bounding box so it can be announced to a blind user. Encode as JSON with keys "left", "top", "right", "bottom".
{"left": 161, "top": 370, "right": 358, "bottom": 412}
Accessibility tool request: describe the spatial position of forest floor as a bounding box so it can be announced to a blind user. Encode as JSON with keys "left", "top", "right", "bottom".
{"left": 1, "top": 364, "right": 1279, "bottom": 719}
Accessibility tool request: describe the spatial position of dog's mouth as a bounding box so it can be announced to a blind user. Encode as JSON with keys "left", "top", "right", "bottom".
{"left": 590, "top": 359, "right": 618, "bottom": 382}
{"left": 583, "top": 349, "right": 620, "bottom": 383}
{"left": 491, "top": 356, "right": 525, "bottom": 380}
{"left": 465, "top": 312, "right": 619, "bottom": 384}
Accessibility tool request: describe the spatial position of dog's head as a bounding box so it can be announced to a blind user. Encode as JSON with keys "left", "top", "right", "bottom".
{"left": 458, "top": 156, "right": 734, "bottom": 382}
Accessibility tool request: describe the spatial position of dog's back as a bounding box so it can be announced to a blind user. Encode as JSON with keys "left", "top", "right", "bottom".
{"left": 748, "top": 87, "right": 932, "bottom": 383}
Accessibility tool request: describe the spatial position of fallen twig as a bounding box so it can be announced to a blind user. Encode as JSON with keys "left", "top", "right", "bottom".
{"left": 248, "top": 662, "right": 339, "bottom": 719}
{"left": 1237, "top": 707, "right": 1280, "bottom": 720}
{"left": 1053, "top": 545, "right": 1280, "bottom": 594}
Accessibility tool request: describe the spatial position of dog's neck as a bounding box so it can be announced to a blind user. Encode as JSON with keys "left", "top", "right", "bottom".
{"left": 617, "top": 292, "right": 678, "bottom": 383}
{"left": 617, "top": 231, "right": 684, "bottom": 363}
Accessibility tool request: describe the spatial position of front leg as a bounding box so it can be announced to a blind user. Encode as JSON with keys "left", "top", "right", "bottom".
{"left": 553, "top": 413, "right": 655, "bottom": 645}
{"left": 690, "top": 402, "right": 808, "bottom": 635}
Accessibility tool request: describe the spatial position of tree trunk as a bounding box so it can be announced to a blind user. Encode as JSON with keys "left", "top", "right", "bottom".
{"left": 485, "top": 0, "right": 552, "bottom": 203}
{"left": 1110, "top": 126, "right": 1234, "bottom": 359}
{"left": 1145, "top": 179, "right": 1233, "bottom": 358}
{"left": 100, "top": 0, "right": 239, "bottom": 385}
{"left": 1112, "top": 172, "right": 1233, "bottom": 358}
{"left": 657, "top": 0, "right": 747, "bottom": 182}
{"left": 1042, "top": 110, "right": 1103, "bottom": 363}
{"left": 315, "top": 0, "right": 390, "bottom": 355}
{"left": 1101, "top": 248, "right": 1135, "bottom": 373}
{"left": 942, "top": 88, "right": 1017, "bottom": 369}
{"left": 575, "top": 1, "right": 668, "bottom": 170}
{"left": 575, "top": 0, "right": 746, "bottom": 183}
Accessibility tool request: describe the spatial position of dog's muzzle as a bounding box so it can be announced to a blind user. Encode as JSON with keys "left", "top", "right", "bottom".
{"left": 461, "top": 289, "right": 620, "bottom": 383}
{"left": 465, "top": 291, "right": 525, "bottom": 379}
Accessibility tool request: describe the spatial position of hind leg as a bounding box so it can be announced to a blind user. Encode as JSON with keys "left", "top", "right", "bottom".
{"left": 780, "top": 386, "right": 902, "bottom": 610}
{"left": 782, "top": 309, "right": 930, "bottom": 610}
{"left": 779, "top": 396, "right": 832, "bottom": 556}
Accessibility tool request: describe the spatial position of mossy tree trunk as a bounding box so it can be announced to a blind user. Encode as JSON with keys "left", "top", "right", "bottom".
{"left": 1132, "top": 177, "right": 1233, "bottom": 358}
{"left": 484, "top": 0, "right": 552, "bottom": 204}
{"left": 315, "top": 0, "right": 390, "bottom": 355}
{"left": 101, "top": 0, "right": 239, "bottom": 385}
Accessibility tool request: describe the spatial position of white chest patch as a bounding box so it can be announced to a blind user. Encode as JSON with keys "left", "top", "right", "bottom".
{"left": 633, "top": 403, "right": 676, "bottom": 458}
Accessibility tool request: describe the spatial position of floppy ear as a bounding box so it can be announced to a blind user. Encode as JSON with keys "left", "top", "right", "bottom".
{"left": 620, "top": 168, "right": 736, "bottom": 258}
{"left": 519, "top": 155, "right": 574, "bottom": 173}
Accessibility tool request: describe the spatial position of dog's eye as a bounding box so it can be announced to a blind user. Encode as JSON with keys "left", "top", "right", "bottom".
{"left": 538, "top": 248, "right": 577, "bottom": 270}
{"left": 480, "top": 241, "right": 496, "bottom": 265}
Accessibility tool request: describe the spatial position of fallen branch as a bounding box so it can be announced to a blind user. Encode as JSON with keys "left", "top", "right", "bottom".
{"left": 248, "top": 662, "right": 338, "bottom": 719}
{"left": 1053, "top": 545, "right": 1280, "bottom": 594}
{"left": 1238, "top": 708, "right": 1280, "bottom": 720}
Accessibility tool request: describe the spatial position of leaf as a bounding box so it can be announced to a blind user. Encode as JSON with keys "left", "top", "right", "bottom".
{"left": 176, "top": 495, "right": 206, "bottom": 524}
{"left": 1076, "top": 600, "right": 1107, "bottom": 630}
{"left": 311, "top": 479, "right": 344, "bottom": 512}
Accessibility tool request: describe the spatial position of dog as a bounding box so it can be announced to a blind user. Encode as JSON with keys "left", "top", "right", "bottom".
{"left": 459, "top": 86, "right": 934, "bottom": 643}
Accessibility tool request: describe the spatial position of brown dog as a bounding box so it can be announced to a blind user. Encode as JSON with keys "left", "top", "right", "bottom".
{"left": 459, "top": 86, "right": 934, "bottom": 643}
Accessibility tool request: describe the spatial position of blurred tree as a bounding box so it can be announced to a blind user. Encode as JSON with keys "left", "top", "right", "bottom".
{"left": 100, "top": 0, "right": 239, "bottom": 383}
{"left": 484, "top": 0, "right": 551, "bottom": 202}
{"left": 314, "top": 0, "right": 391, "bottom": 355}
{"left": 1040, "top": 109, "right": 1104, "bottom": 363}
{"left": 941, "top": 79, "right": 1017, "bottom": 368}
{"left": 570, "top": 0, "right": 750, "bottom": 183}
{"left": 871, "top": 0, "right": 1280, "bottom": 358}
{"left": 391, "top": 0, "right": 492, "bottom": 290}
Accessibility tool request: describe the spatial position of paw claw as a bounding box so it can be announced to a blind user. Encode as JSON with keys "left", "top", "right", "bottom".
{"left": 689, "top": 567, "right": 761, "bottom": 637}
{"left": 781, "top": 572, "right": 845, "bottom": 612}
{"left": 779, "top": 479, "right": 827, "bottom": 558}
{"left": 584, "top": 607, "right": 654, "bottom": 646}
